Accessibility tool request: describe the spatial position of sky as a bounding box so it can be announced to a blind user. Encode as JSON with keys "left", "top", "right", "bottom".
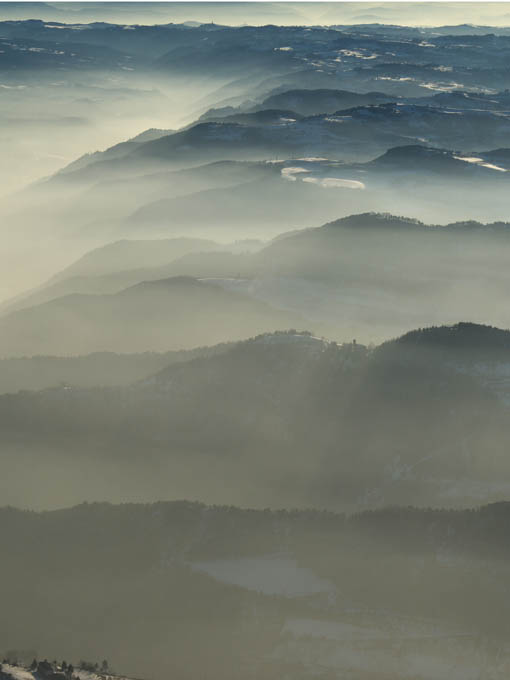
{"left": 0, "top": 1, "right": 509, "bottom": 28}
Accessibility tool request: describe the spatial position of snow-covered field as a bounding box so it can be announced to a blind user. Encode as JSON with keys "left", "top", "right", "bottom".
{"left": 276, "top": 616, "right": 491, "bottom": 680}
{"left": 190, "top": 554, "right": 336, "bottom": 597}
{"left": 283, "top": 618, "right": 390, "bottom": 641}
{"left": 283, "top": 616, "right": 470, "bottom": 642}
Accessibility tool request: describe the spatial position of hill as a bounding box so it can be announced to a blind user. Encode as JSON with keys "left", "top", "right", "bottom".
{"left": 122, "top": 174, "right": 369, "bottom": 238}
{"left": 0, "top": 343, "right": 231, "bottom": 394}
{"left": 1, "top": 325, "right": 510, "bottom": 510}
{"left": 0, "top": 238, "right": 223, "bottom": 315}
{"left": 2, "top": 499, "right": 510, "bottom": 679}
{"left": 0, "top": 277, "right": 300, "bottom": 356}
{"left": 257, "top": 88, "right": 393, "bottom": 116}
{"left": 51, "top": 238, "right": 219, "bottom": 280}
{"left": 392, "top": 321, "right": 510, "bottom": 352}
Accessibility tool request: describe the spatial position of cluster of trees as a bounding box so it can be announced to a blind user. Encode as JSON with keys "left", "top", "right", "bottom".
{"left": 77, "top": 660, "right": 109, "bottom": 674}
{"left": 8, "top": 658, "right": 112, "bottom": 679}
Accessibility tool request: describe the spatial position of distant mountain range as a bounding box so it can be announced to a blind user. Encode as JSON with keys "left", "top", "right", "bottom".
{"left": 2, "top": 2, "right": 510, "bottom": 27}
{"left": 49, "top": 105, "right": 510, "bottom": 185}
{"left": 4, "top": 17, "right": 510, "bottom": 202}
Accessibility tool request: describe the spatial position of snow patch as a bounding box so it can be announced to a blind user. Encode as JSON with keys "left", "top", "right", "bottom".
{"left": 281, "top": 166, "right": 310, "bottom": 181}
{"left": 295, "top": 157, "right": 329, "bottom": 162}
{"left": 337, "top": 49, "right": 378, "bottom": 60}
{"left": 283, "top": 618, "right": 387, "bottom": 641}
{"left": 455, "top": 156, "right": 507, "bottom": 172}
{"left": 302, "top": 177, "right": 365, "bottom": 190}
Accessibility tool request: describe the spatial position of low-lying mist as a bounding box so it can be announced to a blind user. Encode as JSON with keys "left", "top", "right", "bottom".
{"left": 4, "top": 12, "right": 510, "bottom": 680}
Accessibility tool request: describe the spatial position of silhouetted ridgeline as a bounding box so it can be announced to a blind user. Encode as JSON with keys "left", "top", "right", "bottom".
{"left": 4, "top": 498, "right": 510, "bottom": 561}
{"left": 315, "top": 212, "right": 510, "bottom": 234}
{"left": 378, "top": 321, "right": 510, "bottom": 364}
{"left": 394, "top": 321, "right": 510, "bottom": 350}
